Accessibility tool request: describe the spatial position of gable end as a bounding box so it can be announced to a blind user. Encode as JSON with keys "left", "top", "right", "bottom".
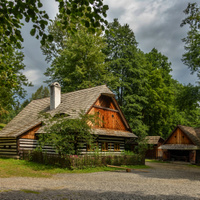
{"left": 165, "top": 127, "right": 194, "bottom": 145}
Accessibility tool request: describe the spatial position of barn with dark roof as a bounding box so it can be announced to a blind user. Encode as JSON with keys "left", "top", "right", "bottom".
{"left": 145, "top": 136, "right": 164, "bottom": 159}
{"left": 0, "top": 84, "right": 137, "bottom": 158}
{"left": 159, "top": 125, "right": 200, "bottom": 164}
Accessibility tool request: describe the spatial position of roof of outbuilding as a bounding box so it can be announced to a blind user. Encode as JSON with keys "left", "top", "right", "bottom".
{"left": 0, "top": 85, "right": 135, "bottom": 138}
{"left": 177, "top": 125, "right": 200, "bottom": 146}
{"left": 145, "top": 136, "right": 164, "bottom": 145}
{"left": 158, "top": 144, "right": 199, "bottom": 150}
{"left": 161, "top": 125, "right": 200, "bottom": 148}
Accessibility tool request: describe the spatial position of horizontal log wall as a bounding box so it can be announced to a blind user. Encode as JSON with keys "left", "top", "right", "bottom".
{"left": 19, "top": 139, "right": 57, "bottom": 158}
{"left": 0, "top": 138, "right": 19, "bottom": 159}
{"left": 80, "top": 136, "right": 125, "bottom": 154}
{"left": 19, "top": 136, "right": 127, "bottom": 157}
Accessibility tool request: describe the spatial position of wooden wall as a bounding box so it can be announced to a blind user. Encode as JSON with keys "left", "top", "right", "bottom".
{"left": 18, "top": 138, "right": 56, "bottom": 158}
{"left": 79, "top": 136, "right": 125, "bottom": 154}
{"left": 20, "top": 124, "right": 41, "bottom": 140}
{"left": 88, "top": 95, "right": 127, "bottom": 131}
{"left": 0, "top": 138, "right": 19, "bottom": 158}
{"left": 145, "top": 145, "right": 157, "bottom": 159}
{"left": 166, "top": 127, "right": 193, "bottom": 144}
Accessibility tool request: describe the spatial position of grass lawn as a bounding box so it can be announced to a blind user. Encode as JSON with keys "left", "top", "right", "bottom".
{"left": 0, "top": 158, "right": 149, "bottom": 178}
{"left": 145, "top": 159, "right": 170, "bottom": 163}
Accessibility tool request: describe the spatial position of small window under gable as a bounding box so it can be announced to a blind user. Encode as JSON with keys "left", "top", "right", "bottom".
{"left": 95, "top": 95, "right": 117, "bottom": 110}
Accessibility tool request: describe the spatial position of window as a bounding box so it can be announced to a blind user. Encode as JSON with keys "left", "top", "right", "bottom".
{"left": 114, "top": 143, "right": 120, "bottom": 151}
{"left": 101, "top": 142, "right": 108, "bottom": 151}
{"left": 87, "top": 144, "right": 91, "bottom": 152}
{"left": 87, "top": 143, "right": 98, "bottom": 152}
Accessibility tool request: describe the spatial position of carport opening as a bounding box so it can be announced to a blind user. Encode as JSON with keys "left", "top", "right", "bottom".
{"left": 169, "top": 150, "right": 190, "bottom": 162}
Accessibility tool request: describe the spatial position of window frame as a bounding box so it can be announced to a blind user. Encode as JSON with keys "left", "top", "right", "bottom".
{"left": 101, "top": 142, "right": 108, "bottom": 151}
{"left": 114, "top": 143, "right": 120, "bottom": 151}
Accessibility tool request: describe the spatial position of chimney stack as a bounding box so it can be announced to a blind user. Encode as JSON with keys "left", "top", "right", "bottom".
{"left": 50, "top": 82, "right": 61, "bottom": 110}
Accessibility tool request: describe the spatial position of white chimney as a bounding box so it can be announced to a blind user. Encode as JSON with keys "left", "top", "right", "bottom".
{"left": 50, "top": 82, "right": 61, "bottom": 110}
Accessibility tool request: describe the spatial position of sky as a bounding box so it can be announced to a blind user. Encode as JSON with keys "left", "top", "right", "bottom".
{"left": 21, "top": 0, "right": 198, "bottom": 99}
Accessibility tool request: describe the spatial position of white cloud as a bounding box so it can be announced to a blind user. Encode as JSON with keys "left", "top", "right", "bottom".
{"left": 23, "top": 70, "right": 42, "bottom": 83}
{"left": 20, "top": 0, "right": 198, "bottom": 101}
{"left": 104, "top": 0, "right": 198, "bottom": 85}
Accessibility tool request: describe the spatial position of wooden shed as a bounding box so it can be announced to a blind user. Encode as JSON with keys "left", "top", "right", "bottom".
{"left": 159, "top": 125, "right": 200, "bottom": 164}
{"left": 0, "top": 84, "right": 137, "bottom": 158}
{"left": 145, "top": 136, "right": 164, "bottom": 159}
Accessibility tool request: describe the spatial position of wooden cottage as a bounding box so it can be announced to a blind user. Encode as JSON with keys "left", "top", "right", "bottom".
{"left": 0, "top": 84, "right": 137, "bottom": 158}
{"left": 159, "top": 125, "right": 200, "bottom": 164}
{"left": 145, "top": 136, "right": 164, "bottom": 159}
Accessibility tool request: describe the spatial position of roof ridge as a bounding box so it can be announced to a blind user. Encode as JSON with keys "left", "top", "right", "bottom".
{"left": 30, "top": 85, "right": 111, "bottom": 102}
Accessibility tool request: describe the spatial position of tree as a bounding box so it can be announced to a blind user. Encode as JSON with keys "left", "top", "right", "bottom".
{"left": 175, "top": 83, "right": 200, "bottom": 112}
{"left": 39, "top": 113, "right": 95, "bottom": 155}
{"left": 0, "top": 41, "right": 31, "bottom": 121}
{"left": 104, "top": 19, "right": 148, "bottom": 137}
{"left": 19, "top": 85, "right": 50, "bottom": 113}
{"left": 1, "top": 0, "right": 108, "bottom": 118}
{"left": 174, "top": 83, "right": 200, "bottom": 127}
{"left": 31, "top": 85, "right": 50, "bottom": 100}
{"left": 1, "top": 0, "right": 108, "bottom": 48}
{"left": 144, "top": 48, "right": 175, "bottom": 137}
{"left": 181, "top": 2, "right": 200, "bottom": 78}
{"left": 43, "top": 18, "right": 107, "bottom": 92}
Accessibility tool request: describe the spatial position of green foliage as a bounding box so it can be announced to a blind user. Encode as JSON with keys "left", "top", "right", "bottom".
{"left": 104, "top": 19, "right": 148, "bottom": 137}
{"left": 172, "top": 82, "right": 200, "bottom": 128}
{"left": 175, "top": 83, "right": 200, "bottom": 112}
{"left": 29, "top": 152, "right": 144, "bottom": 169}
{"left": 181, "top": 2, "right": 200, "bottom": 78}
{"left": 144, "top": 48, "right": 175, "bottom": 137}
{"left": 43, "top": 18, "right": 107, "bottom": 92}
{"left": 0, "top": 0, "right": 108, "bottom": 48}
{"left": 0, "top": 41, "right": 31, "bottom": 122}
{"left": 31, "top": 85, "right": 50, "bottom": 100}
{"left": 39, "top": 112, "right": 95, "bottom": 156}
{"left": 121, "top": 150, "right": 135, "bottom": 156}
{"left": 0, "top": 123, "right": 6, "bottom": 130}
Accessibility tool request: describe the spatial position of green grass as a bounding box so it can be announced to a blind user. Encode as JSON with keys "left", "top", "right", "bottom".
{"left": 0, "top": 158, "right": 148, "bottom": 178}
{"left": 187, "top": 164, "right": 200, "bottom": 168}
{"left": 20, "top": 189, "right": 40, "bottom": 194}
{"left": 145, "top": 159, "right": 170, "bottom": 163}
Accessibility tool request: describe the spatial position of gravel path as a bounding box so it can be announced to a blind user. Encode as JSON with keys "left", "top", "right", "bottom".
{"left": 0, "top": 162, "right": 200, "bottom": 199}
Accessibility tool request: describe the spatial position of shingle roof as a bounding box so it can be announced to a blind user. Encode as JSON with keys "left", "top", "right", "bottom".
{"left": 158, "top": 144, "right": 199, "bottom": 150}
{"left": 0, "top": 85, "right": 135, "bottom": 138}
{"left": 145, "top": 136, "right": 164, "bottom": 145}
{"left": 93, "top": 128, "right": 137, "bottom": 138}
{"left": 178, "top": 125, "right": 200, "bottom": 146}
{"left": 159, "top": 125, "right": 200, "bottom": 150}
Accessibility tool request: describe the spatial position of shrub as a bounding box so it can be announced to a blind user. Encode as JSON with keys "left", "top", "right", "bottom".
{"left": 27, "top": 151, "right": 145, "bottom": 169}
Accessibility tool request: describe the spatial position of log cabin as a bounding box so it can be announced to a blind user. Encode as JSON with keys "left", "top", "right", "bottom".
{"left": 159, "top": 125, "right": 200, "bottom": 164}
{"left": 0, "top": 83, "right": 137, "bottom": 158}
{"left": 145, "top": 136, "right": 164, "bottom": 159}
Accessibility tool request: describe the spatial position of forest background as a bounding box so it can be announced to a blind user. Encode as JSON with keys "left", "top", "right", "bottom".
{"left": 0, "top": 1, "right": 200, "bottom": 139}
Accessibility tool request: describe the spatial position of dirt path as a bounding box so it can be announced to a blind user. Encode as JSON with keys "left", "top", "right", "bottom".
{"left": 0, "top": 161, "right": 200, "bottom": 199}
